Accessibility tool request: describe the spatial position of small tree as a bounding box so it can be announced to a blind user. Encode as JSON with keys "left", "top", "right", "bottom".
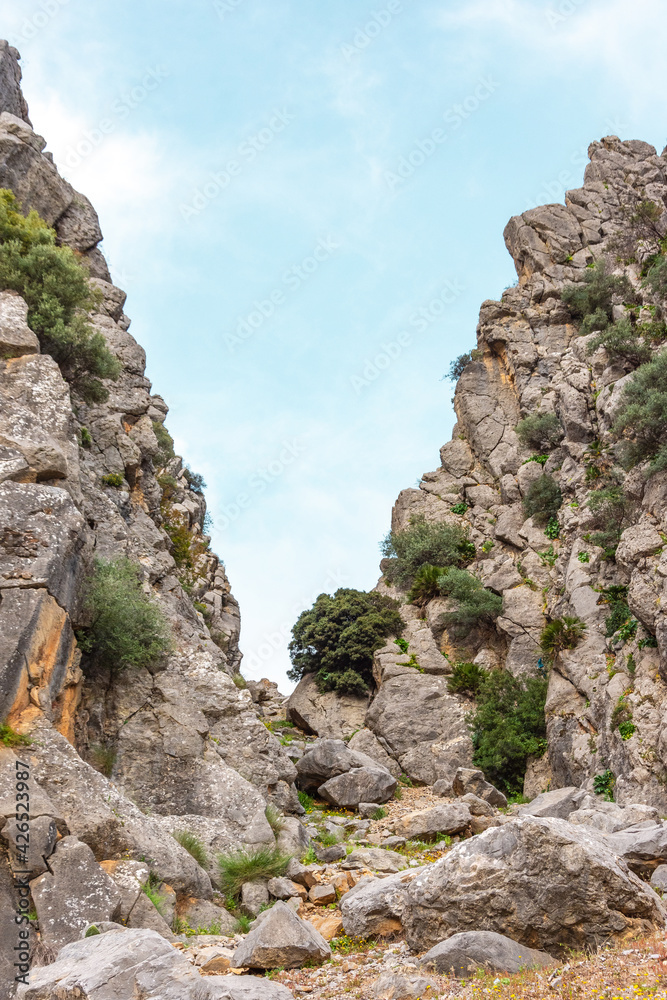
{"left": 587, "top": 318, "right": 651, "bottom": 368}
{"left": 587, "top": 485, "right": 632, "bottom": 552}
{"left": 0, "top": 189, "right": 120, "bottom": 401}
{"left": 288, "top": 589, "right": 403, "bottom": 695}
{"left": 469, "top": 670, "right": 548, "bottom": 794}
{"left": 77, "top": 558, "right": 171, "bottom": 673}
{"left": 522, "top": 474, "right": 563, "bottom": 526}
{"left": 382, "top": 515, "right": 475, "bottom": 589}
{"left": 447, "top": 661, "right": 487, "bottom": 697}
{"left": 515, "top": 412, "right": 564, "bottom": 451}
{"left": 614, "top": 350, "right": 667, "bottom": 475}
{"left": 445, "top": 350, "right": 479, "bottom": 381}
{"left": 561, "top": 260, "right": 633, "bottom": 335}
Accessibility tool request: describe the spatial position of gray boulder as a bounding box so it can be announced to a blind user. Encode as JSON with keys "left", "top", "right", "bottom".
{"left": 287, "top": 673, "right": 369, "bottom": 738}
{"left": 30, "top": 837, "right": 122, "bottom": 950}
{"left": 348, "top": 728, "right": 402, "bottom": 778}
{"left": 519, "top": 786, "right": 587, "bottom": 820}
{"left": 371, "top": 971, "right": 442, "bottom": 999}
{"left": 650, "top": 865, "right": 667, "bottom": 892}
{"left": 16, "top": 927, "right": 217, "bottom": 999}
{"left": 568, "top": 799, "right": 660, "bottom": 834}
{"left": 296, "top": 739, "right": 390, "bottom": 792}
{"left": 421, "top": 930, "right": 555, "bottom": 978}
{"left": 1, "top": 814, "right": 57, "bottom": 878}
{"left": 319, "top": 765, "right": 397, "bottom": 808}
{"left": 231, "top": 900, "right": 331, "bottom": 968}
{"left": 125, "top": 891, "right": 178, "bottom": 942}
{"left": 402, "top": 816, "right": 665, "bottom": 954}
{"left": 241, "top": 879, "right": 270, "bottom": 917}
{"left": 604, "top": 823, "right": 667, "bottom": 876}
{"left": 393, "top": 802, "right": 471, "bottom": 841}
{"left": 340, "top": 869, "right": 423, "bottom": 938}
{"left": 0, "top": 291, "right": 39, "bottom": 358}
{"left": 344, "top": 848, "right": 407, "bottom": 873}
{"left": 453, "top": 768, "right": 507, "bottom": 808}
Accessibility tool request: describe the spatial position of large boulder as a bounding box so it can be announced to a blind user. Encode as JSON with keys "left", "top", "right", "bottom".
{"left": 287, "top": 673, "right": 369, "bottom": 738}
{"left": 30, "top": 837, "right": 122, "bottom": 950}
{"left": 604, "top": 823, "right": 667, "bottom": 876}
{"left": 296, "top": 739, "right": 389, "bottom": 792}
{"left": 231, "top": 900, "right": 331, "bottom": 969}
{"left": 393, "top": 802, "right": 471, "bottom": 841}
{"left": 452, "top": 768, "right": 507, "bottom": 808}
{"left": 319, "top": 766, "right": 397, "bottom": 808}
{"left": 519, "top": 786, "right": 587, "bottom": 820}
{"left": 402, "top": 816, "right": 665, "bottom": 955}
{"left": 344, "top": 848, "right": 407, "bottom": 874}
{"left": 348, "top": 728, "right": 402, "bottom": 778}
{"left": 340, "top": 869, "right": 423, "bottom": 938}
{"left": 568, "top": 799, "right": 661, "bottom": 834}
{"left": 16, "top": 927, "right": 221, "bottom": 999}
{"left": 421, "top": 930, "right": 555, "bottom": 978}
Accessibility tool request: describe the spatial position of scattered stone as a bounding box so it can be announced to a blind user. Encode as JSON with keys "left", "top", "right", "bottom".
{"left": 194, "top": 944, "right": 234, "bottom": 972}
{"left": 285, "top": 858, "right": 318, "bottom": 889}
{"left": 650, "top": 864, "right": 667, "bottom": 892}
{"left": 372, "top": 971, "right": 443, "bottom": 999}
{"left": 519, "top": 786, "right": 588, "bottom": 820}
{"left": 432, "top": 778, "right": 453, "bottom": 797}
{"left": 460, "top": 792, "right": 495, "bottom": 817}
{"left": 241, "top": 880, "right": 270, "bottom": 917}
{"left": 452, "top": 768, "right": 507, "bottom": 808}
{"left": 421, "top": 930, "right": 556, "bottom": 978}
{"left": 307, "top": 911, "right": 344, "bottom": 940}
{"left": 309, "top": 883, "right": 337, "bottom": 905}
{"left": 208, "top": 977, "right": 295, "bottom": 999}
{"left": 359, "top": 801, "right": 383, "bottom": 818}
{"left": 126, "top": 891, "right": 179, "bottom": 943}
{"left": 315, "top": 843, "right": 347, "bottom": 863}
{"left": 231, "top": 900, "right": 331, "bottom": 969}
{"left": 179, "top": 897, "right": 238, "bottom": 935}
{"left": 344, "top": 848, "right": 407, "bottom": 874}
{"left": 319, "top": 766, "right": 397, "bottom": 808}
{"left": 268, "top": 877, "right": 307, "bottom": 901}
{"left": 393, "top": 802, "right": 471, "bottom": 841}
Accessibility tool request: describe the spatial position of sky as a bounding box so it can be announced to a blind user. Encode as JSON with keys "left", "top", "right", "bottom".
{"left": 3, "top": 0, "right": 667, "bottom": 689}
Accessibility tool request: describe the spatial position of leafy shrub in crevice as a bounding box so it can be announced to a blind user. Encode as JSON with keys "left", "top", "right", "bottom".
{"left": 600, "top": 586, "right": 634, "bottom": 638}
{"left": 515, "top": 412, "right": 564, "bottom": 451}
{"left": 468, "top": 670, "right": 548, "bottom": 795}
{"left": 153, "top": 422, "right": 175, "bottom": 466}
{"left": 540, "top": 617, "right": 587, "bottom": 662}
{"left": 561, "top": 260, "right": 634, "bottom": 335}
{"left": 0, "top": 188, "right": 120, "bottom": 401}
{"left": 594, "top": 769, "right": 615, "bottom": 801}
{"left": 587, "top": 318, "right": 651, "bottom": 368}
{"left": 76, "top": 558, "right": 171, "bottom": 674}
{"left": 437, "top": 568, "right": 503, "bottom": 638}
{"left": 587, "top": 485, "right": 632, "bottom": 554}
{"left": 447, "top": 661, "right": 487, "bottom": 697}
{"left": 288, "top": 588, "right": 403, "bottom": 695}
{"left": 522, "top": 474, "right": 563, "bottom": 526}
{"left": 614, "top": 350, "right": 667, "bottom": 475}
{"left": 407, "top": 564, "right": 445, "bottom": 607}
{"left": 381, "top": 515, "right": 475, "bottom": 589}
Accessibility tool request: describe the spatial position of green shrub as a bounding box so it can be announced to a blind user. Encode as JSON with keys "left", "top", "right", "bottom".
{"left": 577, "top": 551, "right": 590, "bottom": 563}
{"left": 288, "top": 588, "right": 403, "bottom": 695}
{"left": 172, "top": 829, "right": 208, "bottom": 868}
{"left": 593, "top": 769, "right": 615, "bottom": 801}
{"left": 407, "top": 564, "right": 446, "bottom": 607}
{"left": 540, "top": 617, "right": 587, "bottom": 662}
{"left": 450, "top": 502, "right": 469, "bottom": 515}
{"left": 232, "top": 674, "right": 247, "bottom": 689}
{"left": 101, "top": 472, "right": 125, "bottom": 488}
{"left": 600, "top": 586, "right": 634, "bottom": 638}
{"left": 183, "top": 467, "right": 206, "bottom": 494}
{"left": 522, "top": 474, "right": 563, "bottom": 526}
{"left": 468, "top": 671, "right": 548, "bottom": 794}
{"left": 587, "top": 486, "right": 631, "bottom": 552}
{"left": 152, "top": 422, "right": 175, "bottom": 466}
{"left": 382, "top": 515, "right": 475, "bottom": 588}
{"left": 80, "top": 426, "right": 92, "bottom": 448}
{"left": 561, "top": 260, "right": 633, "bottom": 335}
{"left": 394, "top": 637, "right": 409, "bottom": 653}
{"left": 217, "top": 846, "right": 292, "bottom": 901}
{"left": 297, "top": 790, "right": 314, "bottom": 813}
{"left": 446, "top": 350, "right": 479, "bottom": 380}
{"left": 437, "top": 568, "right": 503, "bottom": 637}
{"left": 89, "top": 742, "right": 116, "bottom": 778}
{"left": 0, "top": 189, "right": 120, "bottom": 401}
{"left": 644, "top": 250, "right": 667, "bottom": 298}
{"left": 614, "top": 350, "right": 667, "bottom": 475}
{"left": 447, "top": 661, "right": 487, "bottom": 697}
{"left": 76, "top": 558, "right": 171, "bottom": 673}
{"left": 234, "top": 913, "right": 253, "bottom": 933}
{"left": 587, "top": 318, "right": 652, "bottom": 368}
{"left": 515, "top": 413, "right": 564, "bottom": 451}
{"left": 618, "top": 720, "right": 636, "bottom": 740}
{"left": 372, "top": 807, "right": 386, "bottom": 821}
{"left": 143, "top": 872, "right": 167, "bottom": 915}
{"left": 544, "top": 517, "right": 560, "bottom": 540}
{"left": 0, "top": 724, "right": 31, "bottom": 747}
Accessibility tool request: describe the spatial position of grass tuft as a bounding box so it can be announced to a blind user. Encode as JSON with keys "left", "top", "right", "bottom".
{"left": 172, "top": 829, "right": 208, "bottom": 868}
{"left": 216, "top": 845, "right": 292, "bottom": 901}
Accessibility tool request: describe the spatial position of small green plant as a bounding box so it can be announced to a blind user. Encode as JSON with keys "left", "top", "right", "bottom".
{"left": 172, "top": 830, "right": 208, "bottom": 868}
{"left": 617, "top": 617, "right": 639, "bottom": 642}
{"left": 80, "top": 426, "right": 92, "bottom": 448}
{"left": 76, "top": 558, "right": 172, "bottom": 674}
{"left": 515, "top": 412, "right": 564, "bottom": 451}
{"left": 481, "top": 539, "right": 494, "bottom": 554}
{"left": 450, "top": 502, "right": 469, "bottom": 515}
{"left": 407, "top": 564, "right": 446, "bottom": 607}
{"left": 593, "top": 769, "right": 615, "bottom": 801}
{"left": 437, "top": 568, "right": 503, "bottom": 637}
{"left": 183, "top": 467, "right": 206, "bottom": 494}
{"left": 371, "top": 807, "right": 387, "bottom": 821}
{"left": 152, "top": 421, "right": 176, "bottom": 466}
{"left": 316, "top": 831, "right": 341, "bottom": 847}
{"left": 381, "top": 514, "right": 475, "bottom": 588}
{"left": 394, "top": 637, "right": 409, "bottom": 654}
{"left": 538, "top": 545, "right": 557, "bottom": 568}
{"left": 545, "top": 517, "right": 560, "bottom": 540}
{"left": 577, "top": 551, "right": 590, "bottom": 563}
{"left": 587, "top": 486, "right": 632, "bottom": 552}
{"left": 619, "top": 720, "right": 636, "bottom": 740}
{"left": 232, "top": 674, "right": 247, "bottom": 688}
{"left": 265, "top": 804, "right": 286, "bottom": 837}
{"left": 638, "top": 634, "right": 659, "bottom": 649}
{"left": 288, "top": 588, "right": 403, "bottom": 695}
{"left": 301, "top": 845, "right": 318, "bottom": 864}
{"left": 0, "top": 724, "right": 32, "bottom": 747}
{"left": 523, "top": 474, "right": 563, "bottom": 526}
{"left": 297, "top": 790, "right": 314, "bottom": 813}
{"left": 627, "top": 653, "right": 636, "bottom": 676}
{"left": 540, "top": 617, "right": 587, "bottom": 662}
{"left": 234, "top": 913, "right": 253, "bottom": 933}
{"left": 330, "top": 934, "right": 377, "bottom": 955}
{"left": 601, "top": 586, "right": 634, "bottom": 638}
{"left": 89, "top": 742, "right": 116, "bottom": 778}
{"left": 216, "top": 846, "right": 292, "bottom": 902}
{"left": 445, "top": 350, "right": 480, "bottom": 381}
{"left": 101, "top": 473, "right": 125, "bottom": 488}
{"left": 611, "top": 696, "right": 632, "bottom": 730}
{"left": 0, "top": 189, "right": 121, "bottom": 401}
{"left": 393, "top": 786, "right": 403, "bottom": 800}
{"left": 143, "top": 872, "right": 166, "bottom": 915}
{"left": 404, "top": 653, "right": 423, "bottom": 672}
{"left": 522, "top": 454, "right": 549, "bottom": 467}
{"left": 398, "top": 773, "right": 413, "bottom": 787}
{"left": 447, "top": 661, "right": 487, "bottom": 697}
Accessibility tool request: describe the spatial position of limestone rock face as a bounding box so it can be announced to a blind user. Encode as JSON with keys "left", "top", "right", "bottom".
{"left": 287, "top": 673, "right": 369, "bottom": 737}
{"left": 402, "top": 816, "right": 665, "bottom": 955}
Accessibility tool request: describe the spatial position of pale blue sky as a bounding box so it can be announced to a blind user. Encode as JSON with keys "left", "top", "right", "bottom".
{"left": 4, "top": 0, "right": 667, "bottom": 688}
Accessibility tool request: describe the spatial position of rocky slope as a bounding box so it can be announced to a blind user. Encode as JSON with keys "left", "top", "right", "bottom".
{"left": 290, "top": 133, "right": 667, "bottom": 815}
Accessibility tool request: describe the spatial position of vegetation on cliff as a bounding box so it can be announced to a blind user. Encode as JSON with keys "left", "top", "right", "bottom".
{"left": 0, "top": 188, "right": 120, "bottom": 400}
{"left": 381, "top": 514, "right": 475, "bottom": 588}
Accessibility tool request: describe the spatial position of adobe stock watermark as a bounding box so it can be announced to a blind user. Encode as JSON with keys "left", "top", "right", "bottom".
{"left": 545, "top": 0, "right": 588, "bottom": 28}
{"left": 341, "top": 0, "right": 403, "bottom": 61}
{"left": 18, "top": 0, "right": 70, "bottom": 40}
{"left": 385, "top": 77, "right": 500, "bottom": 191}
{"left": 243, "top": 569, "right": 350, "bottom": 677}
{"left": 62, "top": 66, "right": 169, "bottom": 170}
{"left": 351, "top": 278, "right": 465, "bottom": 394}
{"left": 224, "top": 236, "right": 340, "bottom": 352}
{"left": 213, "top": 0, "right": 244, "bottom": 20}
{"left": 180, "top": 109, "right": 295, "bottom": 220}
{"left": 215, "top": 439, "right": 307, "bottom": 530}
